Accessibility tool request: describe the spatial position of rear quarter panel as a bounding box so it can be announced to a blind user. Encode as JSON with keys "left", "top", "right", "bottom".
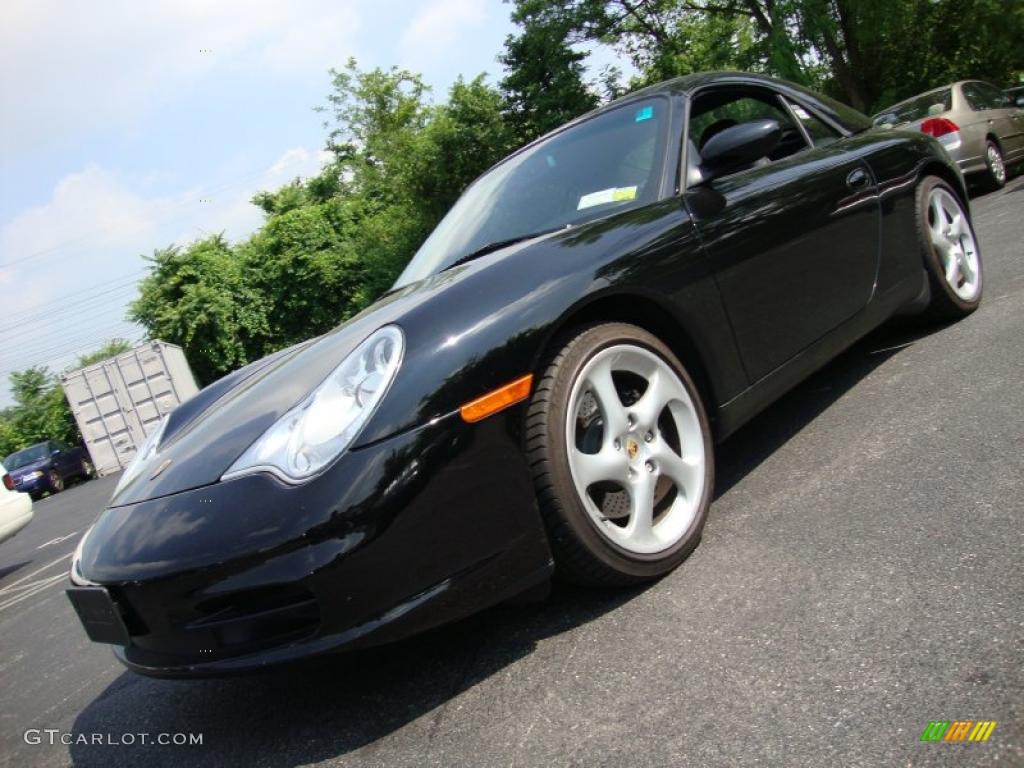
{"left": 860, "top": 130, "right": 965, "bottom": 297}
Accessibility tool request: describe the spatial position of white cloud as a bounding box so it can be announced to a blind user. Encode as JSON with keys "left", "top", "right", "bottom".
{"left": 0, "top": 146, "right": 328, "bottom": 385}
{"left": 400, "top": 0, "right": 486, "bottom": 71}
{"left": 0, "top": 0, "right": 361, "bottom": 155}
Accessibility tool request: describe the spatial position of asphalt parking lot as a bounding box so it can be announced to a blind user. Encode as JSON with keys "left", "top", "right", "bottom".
{"left": 2, "top": 178, "right": 1022, "bottom": 768}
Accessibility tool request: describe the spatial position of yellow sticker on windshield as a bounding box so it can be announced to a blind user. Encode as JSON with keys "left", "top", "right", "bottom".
{"left": 577, "top": 186, "right": 638, "bottom": 210}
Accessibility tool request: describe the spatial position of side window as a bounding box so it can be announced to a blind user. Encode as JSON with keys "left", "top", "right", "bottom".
{"left": 961, "top": 83, "right": 984, "bottom": 111}
{"left": 785, "top": 100, "right": 841, "bottom": 147}
{"left": 688, "top": 89, "right": 809, "bottom": 178}
{"left": 962, "top": 82, "right": 1009, "bottom": 111}
{"left": 977, "top": 83, "right": 1012, "bottom": 109}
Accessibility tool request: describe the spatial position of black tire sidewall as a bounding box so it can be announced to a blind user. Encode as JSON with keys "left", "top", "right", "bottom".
{"left": 542, "top": 323, "right": 714, "bottom": 579}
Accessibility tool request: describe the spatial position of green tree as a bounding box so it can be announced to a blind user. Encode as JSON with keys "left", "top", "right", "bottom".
{"left": 75, "top": 338, "right": 133, "bottom": 368}
{"left": 500, "top": 0, "right": 600, "bottom": 142}
{"left": 129, "top": 236, "right": 271, "bottom": 385}
{"left": 511, "top": 0, "right": 1024, "bottom": 113}
{"left": 130, "top": 62, "right": 520, "bottom": 384}
{"left": 0, "top": 367, "right": 78, "bottom": 458}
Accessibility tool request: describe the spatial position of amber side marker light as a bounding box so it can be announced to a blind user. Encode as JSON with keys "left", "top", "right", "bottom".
{"left": 460, "top": 374, "right": 534, "bottom": 423}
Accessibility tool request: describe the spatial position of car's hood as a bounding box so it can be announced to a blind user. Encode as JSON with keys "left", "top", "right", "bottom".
{"left": 107, "top": 261, "right": 493, "bottom": 508}
{"left": 10, "top": 459, "right": 51, "bottom": 478}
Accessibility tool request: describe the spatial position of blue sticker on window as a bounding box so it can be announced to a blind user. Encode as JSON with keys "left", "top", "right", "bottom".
{"left": 635, "top": 105, "right": 654, "bottom": 123}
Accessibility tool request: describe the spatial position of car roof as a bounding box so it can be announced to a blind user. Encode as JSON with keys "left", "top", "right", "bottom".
{"left": 877, "top": 79, "right": 1009, "bottom": 114}
{"left": 479, "top": 71, "right": 871, "bottom": 187}
{"left": 599, "top": 71, "right": 872, "bottom": 134}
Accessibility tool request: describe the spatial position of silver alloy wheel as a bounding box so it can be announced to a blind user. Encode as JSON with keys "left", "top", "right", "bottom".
{"left": 50, "top": 471, "right": 63, "bottom": 491}
{"left": 927, "top": 187, "right": 981, "bottom": 301}
{"left": 565, "top": 344, "right": 706, "bottom": 555}
{"left": 81, "top": 459, "right": 94, "bottom": 476}
{"left": 987, "top": 143, "right": 1006, "bottom": 185}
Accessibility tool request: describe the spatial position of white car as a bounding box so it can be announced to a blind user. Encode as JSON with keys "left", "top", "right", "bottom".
{"left": 0, "top": 461, "right": 34, "bottom": 544}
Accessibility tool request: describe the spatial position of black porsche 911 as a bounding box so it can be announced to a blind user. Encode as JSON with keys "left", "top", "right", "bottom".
{"left": 68, "top": 72, "right": 981, "bottom": 677}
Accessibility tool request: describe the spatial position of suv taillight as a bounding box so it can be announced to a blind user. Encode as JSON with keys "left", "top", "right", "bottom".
{"left": 920, "top": 117, "right": 959, "bottom": 138}
{"left": 2, "top": 473, "right": 13, "bottom": 491}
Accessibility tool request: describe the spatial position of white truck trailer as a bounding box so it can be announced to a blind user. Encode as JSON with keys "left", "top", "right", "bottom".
{"left": 60, "top": 341, "right": 199, "bottom": 477}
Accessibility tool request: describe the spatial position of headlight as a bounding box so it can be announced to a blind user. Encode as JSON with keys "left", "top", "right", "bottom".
{"left": 222, "top": 325, "right": 404, "bottom": 484}
{"left": 24, "top": 470, "right": 44, "bottom": 480}
{"left": 113, "top": 416, "right": 168, "bottom": 495}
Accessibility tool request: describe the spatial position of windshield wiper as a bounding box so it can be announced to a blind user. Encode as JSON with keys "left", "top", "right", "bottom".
{"left": 441, "top": 226, "right": 567, "bottom": 274}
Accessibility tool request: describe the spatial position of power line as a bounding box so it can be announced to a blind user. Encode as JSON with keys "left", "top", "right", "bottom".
{"left": 0, "top": 324, "right": 144, "bottom": 380}
{"left": 0, "top": 318, "right": 142, "bottom": 362}
{"left": 18, "top": 268, "right": 148, "bottom": 307}
{"left": 0, "top": 290, "right": 140, "bottom": 345}
{"left": 0, "top": 283, "right": 141, "bottom": 335}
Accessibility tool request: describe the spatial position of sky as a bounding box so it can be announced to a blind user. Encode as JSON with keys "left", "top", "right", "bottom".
{"left": 0, "top": 0, "right": 627, "bottom": 407}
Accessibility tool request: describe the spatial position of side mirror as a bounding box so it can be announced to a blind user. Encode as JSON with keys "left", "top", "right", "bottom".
{"left": 698, "top": 119, "right": 782, "bottom": 183}
{"left": 52, "top": 449, "right": 61, "bottom": 456}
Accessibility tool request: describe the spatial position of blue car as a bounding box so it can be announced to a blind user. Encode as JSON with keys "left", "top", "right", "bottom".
{"left": 4, "top": 441, "right": 94, "bottom": 499}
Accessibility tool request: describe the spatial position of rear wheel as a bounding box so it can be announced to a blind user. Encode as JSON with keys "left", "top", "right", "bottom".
{"left": 917, "top": 176, "right": 983, "bottom": 320}
{"left": 80, "top": 458, "right": 94, "bottom": 479}
{"left": 984, "top": 141, "right": 1006, "bottom": 190}
{"left": 527, "top": 323, "right": 714, "bottom": 586}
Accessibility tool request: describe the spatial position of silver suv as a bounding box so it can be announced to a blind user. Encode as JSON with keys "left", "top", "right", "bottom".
{"left": 873, "top": 80, "right": 1024, "bottom": 189}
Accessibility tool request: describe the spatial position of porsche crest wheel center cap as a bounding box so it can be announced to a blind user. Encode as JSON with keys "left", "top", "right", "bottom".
{"left": 626, "top": 438, "right": 640, "bottom": 461}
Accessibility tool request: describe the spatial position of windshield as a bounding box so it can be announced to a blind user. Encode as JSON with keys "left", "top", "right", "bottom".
{"left": 873, "top": 88, "right": 952, "bottom": 126}
{"left": 4, "top": 443, "right": 49, "bottom": 470}
{"left": 394, "top": 98, "right": 669, "bottom": 287}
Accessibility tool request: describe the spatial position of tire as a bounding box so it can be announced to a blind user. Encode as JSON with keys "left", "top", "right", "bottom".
{"left": 526, "top": 323, "right": 714, "bottom": 587}
{"left": 80, "top": 458, "right": 94, "bottom": 479}
{"left": 48, "top": 470, "right": 64, "bottom": 494}
{"left": 916, "top": 176, "right": 983, "bottom": 321}
{"left": 984, "top": 140, "right": 1007, "bottom": 190}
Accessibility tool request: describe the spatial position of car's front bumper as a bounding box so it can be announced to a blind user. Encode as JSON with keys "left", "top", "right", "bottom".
{"left": 71, "top": 407, "right": 552, "bottom": 677}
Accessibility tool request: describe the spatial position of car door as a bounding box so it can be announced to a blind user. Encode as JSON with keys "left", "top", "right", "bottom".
{"left": 961, "top": 82, "right": 1024, "bottom": 159}
{"left": 682, "top": 85, "right": 880, "bottom": 383}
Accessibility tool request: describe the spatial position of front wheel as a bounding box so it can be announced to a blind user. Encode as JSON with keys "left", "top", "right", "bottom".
{"left": 917, "top": 176, "right": 983, "bottom": 320}
{"left": 48, "top": 470, "right": 64, "bottom": 494}
{"left": 527, "top": 323, "right": 714, "bottom": 586}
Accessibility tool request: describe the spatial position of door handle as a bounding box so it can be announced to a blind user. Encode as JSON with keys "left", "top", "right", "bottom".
{"left": 846, "top": 167, "right": 869, "bottom": 190}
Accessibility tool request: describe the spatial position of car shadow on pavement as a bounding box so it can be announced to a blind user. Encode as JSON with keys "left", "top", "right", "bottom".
{"left": 68, "top": 583, "right": 641, "bottom": 766}
{"left": 68, "top": 318, "right": 952, "bottom": 768}
{"left": 0, "top": 560, "right": 31, "bottom": 581}
{"left": 714, "top": 318, "right": 953, "bottom": 499}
